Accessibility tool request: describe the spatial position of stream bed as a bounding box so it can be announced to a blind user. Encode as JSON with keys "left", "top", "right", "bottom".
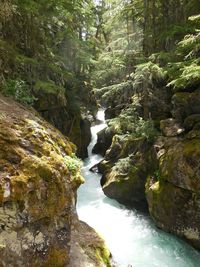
{"left": 77, "top": 109, "right": 200, "bottom": 267}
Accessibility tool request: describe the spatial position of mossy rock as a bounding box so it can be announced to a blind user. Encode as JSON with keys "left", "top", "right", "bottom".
{"left": 184, "top": 114, "right": 200, "bottom": 130}
{"left": 172, "top": 91, "right": 200, "bottom": 121}
{"left": 0, "top": 95, "right": 83, "bottom": 266}
{"left": 159, "top": 138, "right": 200, "bottom": 193}
{"left": 100, "top": 137, "right": 157, "bottom": 208}
{"left": 69, "top": 217, "right": 113, "bottom": 267}
{"left": 146, "top": 180, "right": 200, "bottom": 249}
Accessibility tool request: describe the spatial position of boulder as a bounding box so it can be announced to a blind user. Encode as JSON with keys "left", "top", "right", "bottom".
{"left": 159, "top": 138, "right": 200, "bottom": 193}
{"left": 79, "top": 118, "right": 92, "bottom": 158}
{"left": 184, "top": 114, "right": 200, "bottom": 131}
{"left": 100, "top": 135, "right": 157, "bottom": 208}
{"left": 146, "top": 136, "right": 200, "bottom": 249}
{"left": 33, "top": 83, "right": 93, "bottom": 159}
{"left": 146, "top": 180, "right": 200, "bottom": 249}
{"left": 140, "top": 86, "right": 171, "bottom": 121}
{"left": 69, "top": 216, "right": 113, "bottom": 267}
{"left": 172, "top": 91, "right": 200, "bottom": 121}
{"left": 160, "top": 118, "right": 185, "bottom": 137}
{"left": 92, "top": 128, "right": 114, "bottom": 156}
{"left": 0, "top": 95, "right": 112, "bottom": 267}
{"left": 105, "top": 105, "right": 127, "bottom": 120}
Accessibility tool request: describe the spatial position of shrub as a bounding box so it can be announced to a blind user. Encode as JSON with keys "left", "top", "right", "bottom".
{"left": 113, "top": 156, "right": 132, "bottom": 175}
{"left": 167, "top": 63, "right": 200, "bottom": 90}
{"left": 107, "top": 104, "right": 158, "bottom": 141}
{"left": 1, "top": 79, "right": 36, "bottom": 105}
{"left": 64, "top": 154, "right": 82, "bottom": 175}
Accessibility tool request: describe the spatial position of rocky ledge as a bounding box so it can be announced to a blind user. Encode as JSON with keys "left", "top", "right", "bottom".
{"left": 0, "top": 95, "right": 112, "bottom": 267}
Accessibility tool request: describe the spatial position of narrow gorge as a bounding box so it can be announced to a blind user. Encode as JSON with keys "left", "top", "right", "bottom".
{"left": 0, "top": 0, "right": 200, "bottom": 266}
{"left": 77, "top": 109, "right": 200, "bottom": 267}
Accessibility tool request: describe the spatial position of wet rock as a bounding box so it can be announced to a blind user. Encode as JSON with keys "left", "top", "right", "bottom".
{"left": 146, "top": 136, "right": 200, "bottom": 249}
{"left": 69, "top": 216, "right": 114, "bottom": 267}
{"left": 146, "top": 180, "right": 200, "bottom": 249}
{"left": 92, "top": 128, "right": 114, "bottom": 156}
{"left": 160, "top": 118, "right": 185, "bottom": 137}
{"left": 79, "top": 118, "right": 92, "bottom": 159}
{"left": 105, "top": 105, "right": 127, "bottom": 120}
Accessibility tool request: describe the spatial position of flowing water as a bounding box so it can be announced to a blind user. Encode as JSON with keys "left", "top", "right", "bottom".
{"left": 77, "top": 109, "right": 200, "bottom": 267}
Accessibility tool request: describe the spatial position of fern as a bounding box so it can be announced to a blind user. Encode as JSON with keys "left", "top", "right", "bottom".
{"left": 167, "top": 64, "right": 200, "bottom": 90}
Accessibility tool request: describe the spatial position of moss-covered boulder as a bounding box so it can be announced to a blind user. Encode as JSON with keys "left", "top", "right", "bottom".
{"left": 146, "top": 180, "right": 200, "bottom": 249}
{"left": 160, "top": 118, "right": 185, "bottom": 136}
{"left": 172, "top": 90, "right": 200, "bottom": 121}
{"left": 0, "top": 95, "right": 112, "bottom": 267}
{"left": 159, "top": 138, "right": 200, "bottom": 193}
{"left": 184, "top": 114, "right": 200, "bottom": 131}
{"left": 69, "top": 216, "right": 113, "bottom": 267}
{"left": 146, "top": 136, "right": 200, "bottom": 249}
{"left": 99, "top": 135, "right": 157, "bottom": 208}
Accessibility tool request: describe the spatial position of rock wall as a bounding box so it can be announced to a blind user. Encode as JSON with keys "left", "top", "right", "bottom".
{"left": 0, "top": 95, "right": 112, "bottom": 267}
{"left": 94, "top": 69, "right": 200, "bottom": 249}
{"left": 33, "top": 84, "right": 95, "bottom": 159}
{"left": 146, "top": 88, "right": 200, "bottom": 249}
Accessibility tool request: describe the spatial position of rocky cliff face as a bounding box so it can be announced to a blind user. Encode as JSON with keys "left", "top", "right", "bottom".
{"left": 34, "top": 85, "right": 95, "bottom": 159}
{"left": 146, "top": 88, "right": 200, "bottom": 250}
{"left": 0, "top": 95, "right": 112, "bottom": 267}
{"left": 94, "top": 64, "right": 200, "bottom": 249}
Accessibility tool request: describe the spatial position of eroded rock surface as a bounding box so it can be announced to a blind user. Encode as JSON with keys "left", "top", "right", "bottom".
{"left": 99, "top": 135, "right": 156, "bottom": 208}
{"left": 0, "top": 95, "right": 112, "bottom": 267}
{"left": 146, "top": 135, "right": 200, "bottom": 249}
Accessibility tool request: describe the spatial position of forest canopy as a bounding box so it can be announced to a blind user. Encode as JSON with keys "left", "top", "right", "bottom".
{"left": 0, "top": 0, "right": 199, "bottom": 102}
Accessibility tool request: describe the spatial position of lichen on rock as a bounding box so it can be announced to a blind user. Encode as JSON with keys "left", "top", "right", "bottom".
{"left": 0, "top": 95, "right": 113, "bottom": 267}
{"left": 146, "top": 134, "right": 200, "bottom": 249}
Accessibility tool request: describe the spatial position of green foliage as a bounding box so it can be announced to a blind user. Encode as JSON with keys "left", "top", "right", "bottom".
{"left": 64, "top": 154, "right": 82, "bottom": 175}
{"left": 94, "top": 81, "right": 133, "bottom": 105}
{"left": 113, "top": 155, "right": 132, "bottom": 175}
{"left": 134, "top": 118, "right": 158, "bottom": 140}
{"left": 131, "top": 62, "right": 167, "bottom": 89}
{"left": 91, "top": 51, "right": 126, "bottom": 87}
{"left": 167, "top": 14, "right": 200, "bottom": 91}
{"left": 167, "top": 63, "right": 200, "bottom": 90}
{"left": 0, "top": 0, "right": 97, "bottom": 107}
{"left": 107, "top": 104, "right": 158, "bottom": 141}
{"left": 34, "top": 80, "right": 64, "bottom": 94}
{"left": 177, "top": 34, "right": 200, "bottom": 59}
{"left": 1, "top": 79, "right": 36, "bottom": 105}
{"left": 149, "top": 52, "right": 177, "bottom": 66}
{"left": 154, "top": 169, "right": 162, "bottom": 182}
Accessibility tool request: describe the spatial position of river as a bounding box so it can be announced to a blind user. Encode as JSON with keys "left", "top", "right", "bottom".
{"left": 77, "top": 109, "right": 200, "bottom": 267}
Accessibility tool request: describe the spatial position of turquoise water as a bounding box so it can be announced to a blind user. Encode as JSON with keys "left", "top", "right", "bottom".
{"left": 77, "top": 110, "right": 200, "bottom": 267}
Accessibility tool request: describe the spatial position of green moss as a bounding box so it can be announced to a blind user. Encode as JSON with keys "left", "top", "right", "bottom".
{"left": 64, "top": 155, "right": 82, "bottom": 176}
{"left": 34, "top": 80, "right": 64, "bottom": 94}
{"left": 183, "top": 139, "right": 200, "bottom": 154}
{"left": 95, "top": 245, "right": 111, "bottom": 267}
